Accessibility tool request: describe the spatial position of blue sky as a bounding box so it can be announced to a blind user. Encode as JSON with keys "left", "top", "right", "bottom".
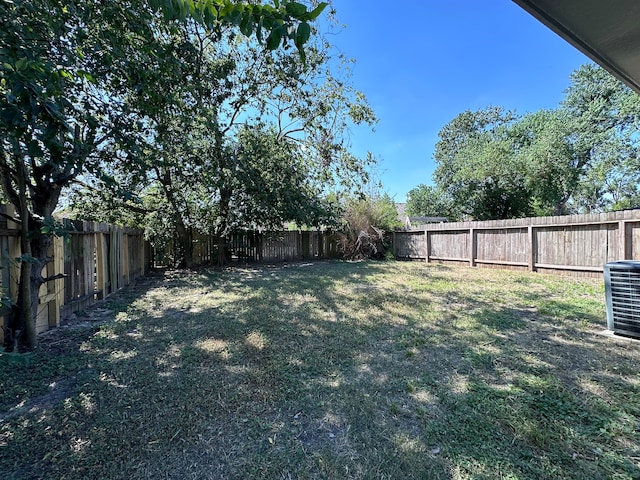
{"left": 322, "top": 1, "right": 590, "bottom": 202}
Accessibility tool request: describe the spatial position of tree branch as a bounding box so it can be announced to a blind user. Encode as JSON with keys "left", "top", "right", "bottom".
{"left": 43, "top": 273, "right": 67, "bottom": 283}
{"left": 0, "top": 148, "right": 22, "bottom": 208}
{"left": 0, "top": 211, "right": 22, "bottom": 225}
{"left": 71, "top": 178, "right": 153, "bottom": 215}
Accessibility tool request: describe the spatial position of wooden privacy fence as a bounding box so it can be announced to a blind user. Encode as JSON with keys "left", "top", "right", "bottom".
{"left": 227, "top": 230, "right": 340, "bottom": 263}
{"left": 157, "top": 230, "right": 341, "bottom": 266}
{"left": 0, "top": 205, "right": 151, "bottom": 338}
{"left": 393, "top": 209, "right": 640, "bottom": 278}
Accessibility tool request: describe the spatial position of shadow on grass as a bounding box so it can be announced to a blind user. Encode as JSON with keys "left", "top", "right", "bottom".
{"left": 1, "top": 261, "right": 637, "bottom": 480}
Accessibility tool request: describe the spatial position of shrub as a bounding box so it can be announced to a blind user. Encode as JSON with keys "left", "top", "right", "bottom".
{"left": 337, "top": 193, "right": 400, "bottom": 260}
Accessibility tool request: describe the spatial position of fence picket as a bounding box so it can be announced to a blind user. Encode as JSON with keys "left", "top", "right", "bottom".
{"left": 0, "top": 206, "right": 150, "bottom": 335}
{"left": 394, "top": 210, "right": 640, "bottom": 278}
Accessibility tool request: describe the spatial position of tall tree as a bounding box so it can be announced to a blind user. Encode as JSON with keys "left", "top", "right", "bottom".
{"left": 405, "top": 184, "right": 457, "bottom": 220}
{"left": 227, "top": 126, "right": 335, "bottom": 231}
{"left": 0, "top": 0, "right": 326, "bottom": 351}
{"left": 433, "top": 107, "right": 535, "bottom": 220}
{"left": 428, "top": 65, "right": 640, "bottom": 221}
{"left": 561, "top": 64, "right": 640, "bottom": 212}
{"left": 70, "top": 16, "right": 376, "bottom": 267}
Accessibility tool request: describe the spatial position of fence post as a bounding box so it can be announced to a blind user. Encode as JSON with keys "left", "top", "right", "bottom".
{"left": 469, "top": 228, "right": 476, "bottom": 267}
{"left": 110, "top": 226, "right": 121, "bottom": 291}
{"left": 139, "top": 235, "right": 146, "bottom": 277}
{"left": 302, "top": 231, "right": 310, "bottom": 260}
{"left": 528, "top": 225, "right": 535, "bottom": 271}
{"left": 95, "top": 231, "right": 108, "bottom": 299}
{"left": 123, "top": 234, "right": 130, "bottom": 285}
{"left": 619, "top": 220, "right": 628, "bottom": 260}
{"left": 393, "top": 231, "right": 397, "bottom": 258}
{"left": 424, "top": 229, "right": 430, "bottom": 263}
{"left": 47, "top": 235, "right": 65, "bottom": 328}
{"left": 318, "top": 231, "right": 324, "bottom": 259}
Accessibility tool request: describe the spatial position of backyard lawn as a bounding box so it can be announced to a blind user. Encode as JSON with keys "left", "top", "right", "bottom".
{"left": 1, "top": 260, "right": 639, "bottom": 479}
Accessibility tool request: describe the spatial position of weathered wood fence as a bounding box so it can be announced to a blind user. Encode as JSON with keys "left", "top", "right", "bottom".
{"left": 229, "top": 230, "right": 340, "bottom": 263}
{"left": 393, "top": 209, "right": 640, "bottom": 278}
{"left": 157, "top": 230, "right": 341, "bottom": 266}
{"left": 0, "top": 205, "right": 151, "bottom": 339}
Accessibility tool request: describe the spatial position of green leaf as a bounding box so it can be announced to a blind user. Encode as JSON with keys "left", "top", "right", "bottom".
{"left": 27, "top": 140, "right": 43, "bottom": 158}
{"left": 256, "top": 17, "right": 263, "bottom": 42}
{"left": 78, "top": 70, "right": 95, "bottom": 83}
{"left": 191, "top": 4, "right": 204, "bottom": 23}
{"left": 303, "top": 2, "right": 327, "bottom": 21}
{"left": 239, "top": 12, "right": 254, "bottom": 37}
{"left": 202, "top": 0, "right": 218, "bottom": 24}
{"left": 86, "top": 114, "right": 99, "bottom": 129}
{"left": 266, "top": 28, "right": 282, "bottom": 50}
{"left": 15, "top": 58, "right": 28, "bottom": 71}
{"left": 219, "top": 2, "right": 233, "bottom": 18}
{"left": 296, "top": 44, "right": 307, "bottom": 65}
{"left": 285, "top": 1, "right": 307, "bottom": 17}
{"left": 295, "top": 21, "right": 310, "bottom": 46}
{"left": 177, "top": 0, "right": 188, "bottom": 20}
{"left": 228, "top": 4, "right": 244, "bottom": 25}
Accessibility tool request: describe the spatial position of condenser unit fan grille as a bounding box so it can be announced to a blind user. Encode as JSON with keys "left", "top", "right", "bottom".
{"left": 605, "top": 261, "right": 640, "bottom": 339}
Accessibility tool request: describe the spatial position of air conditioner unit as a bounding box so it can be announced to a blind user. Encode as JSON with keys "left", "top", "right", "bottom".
{"left": 604, "top": 261, "right": 640, "bottom": 339}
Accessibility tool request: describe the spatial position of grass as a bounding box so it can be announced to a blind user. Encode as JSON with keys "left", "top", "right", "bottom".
{"left": 1, "top": 260, "right": 639, "bottom": 479}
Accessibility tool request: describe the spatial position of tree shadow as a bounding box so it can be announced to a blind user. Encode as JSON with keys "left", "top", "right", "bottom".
{"left": 1, "top": 261, "right": 637, "bottom": 479}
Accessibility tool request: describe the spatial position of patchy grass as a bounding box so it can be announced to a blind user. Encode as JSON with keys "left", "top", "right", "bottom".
{"left": 1, "top": 261, "right": 639, "bottom": 479}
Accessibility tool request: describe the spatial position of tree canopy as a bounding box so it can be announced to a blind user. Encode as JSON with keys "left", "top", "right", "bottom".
{"left": 409, "top": 64, "right": 640, "bottom": 221}
{"left": 406, "top": 184, "right": 456, "bottom": 219}
{"left": 67, "top": 9, "right": 376, "bottom": 267}
{"left": 0, "top": 0, "right": 331, "bottom": 350}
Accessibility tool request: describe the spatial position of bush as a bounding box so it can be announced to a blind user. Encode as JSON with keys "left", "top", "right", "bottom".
{"left": 337, "top": 194, "right": 400, "bottom": 260}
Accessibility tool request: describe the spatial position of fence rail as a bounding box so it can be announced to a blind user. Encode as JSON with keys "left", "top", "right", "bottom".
{"left": 1, "top": 205, "right": 151, "bottom": 341}
{"left": 393, "top": 209, "right": 640, "bottom": 278}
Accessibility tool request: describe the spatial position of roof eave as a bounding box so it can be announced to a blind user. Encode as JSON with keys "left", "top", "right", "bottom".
{"left": 512, "top": 0, "right": 640, "bottom": 95}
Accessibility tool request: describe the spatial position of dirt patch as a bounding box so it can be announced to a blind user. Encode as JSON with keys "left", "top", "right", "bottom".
{"left": 37, "top": 271, "right": 165, "bottom": 354}
{"left": 37, "top": 314, "right": 109, "bottom": 356}
{"left": 0, "top": 376, "right": 77, "bottom": 423}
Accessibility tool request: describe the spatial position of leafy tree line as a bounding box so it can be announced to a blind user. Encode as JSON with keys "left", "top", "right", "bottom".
{"left": 407, "top": 64, "right": 640, "bottom": 221}
{"left": 1, "top": 0, "right": 385, "bottom": 352}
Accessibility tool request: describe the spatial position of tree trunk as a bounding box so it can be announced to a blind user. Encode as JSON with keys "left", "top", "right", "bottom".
{"left": 10, "top": 162, "right": 59, "bottom": 351}
{"left": 13, "top": 210, "right": 51, "bottom": 351}
{"left": 13, "top": 256, "right": 35, "bottom": 351}
{"left": 175, "top": 218, "right": 193, "bottom": 268}
{"left": 155, "top": 166, "right": 194, "bottom": 269}
{"left": 10, "top": 170, "right": 37, "bottom": 350}
{"left": 215, "top": 183, "right": 232, "bottom": 267}
{"left": 216, "top": 233, "right": 226, "bottom": 267}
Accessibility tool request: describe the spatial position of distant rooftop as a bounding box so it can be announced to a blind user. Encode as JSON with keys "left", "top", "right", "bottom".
{"left": 410, "top": 216, "right": 449, "bottom": 224}
{"left": 394, "top": 203, "right": 448, "bottom": 229}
